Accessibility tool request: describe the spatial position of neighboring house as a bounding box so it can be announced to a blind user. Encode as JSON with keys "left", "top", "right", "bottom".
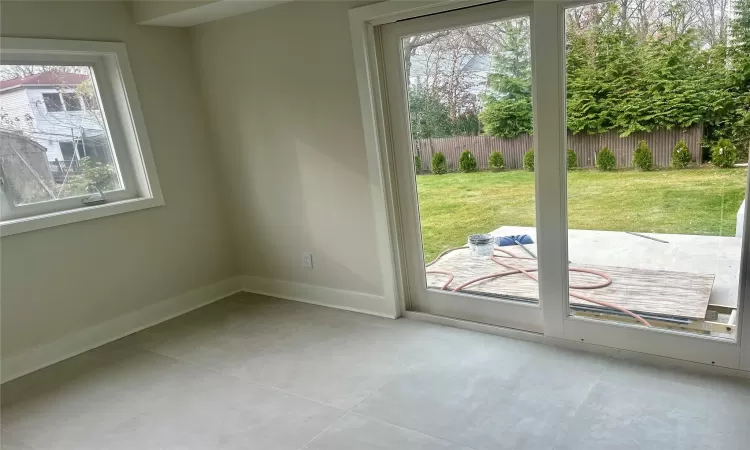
{"left": 0, "top": 71, "right": 112, "bottom": 172}
{"left": 409, "top": 53, "right": 491, "bottom": 98}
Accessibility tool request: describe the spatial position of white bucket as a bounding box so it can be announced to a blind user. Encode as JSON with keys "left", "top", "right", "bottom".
{"left": 468, "top": 234, "right": 494, "bottom": 258}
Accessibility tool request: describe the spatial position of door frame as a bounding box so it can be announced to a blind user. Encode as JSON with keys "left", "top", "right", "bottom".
{"left": 348, "top": 0, "right": 750, "bottom": 371}
{"left": 378, "top": 0, "right": 545, "bottom": 333}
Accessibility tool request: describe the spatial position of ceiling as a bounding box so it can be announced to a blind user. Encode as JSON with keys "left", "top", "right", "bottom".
{"left": 129, "top": 0, "right": 294, "bottom": 27}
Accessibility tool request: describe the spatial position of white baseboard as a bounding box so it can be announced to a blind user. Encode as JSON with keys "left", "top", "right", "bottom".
{"left": 4, "top": 273, "right": 747, "bottom": 384}
{"left": 241, "top": 275, "right": 398, "bottom": 319}
{"left": 1, "top": 276, "right": 243, "bottom": 384}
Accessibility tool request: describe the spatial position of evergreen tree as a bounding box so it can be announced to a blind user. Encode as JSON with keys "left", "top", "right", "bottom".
{"left": 408, "top": 86, "right": 453, "bottom": 139}
{"left": 564, "top": 2, "right": 734, "bottom": 139}
{"left": 479, "top": 18, "right": 532, "bottom": 138}
{"left": 731, "top": 0, "right": 750, "bottom": 156}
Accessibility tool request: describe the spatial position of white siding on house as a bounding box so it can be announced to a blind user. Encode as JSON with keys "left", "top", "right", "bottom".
{"left": 1, "top": 86, "right": 109, "bottom": 161}
{"left": 0, "top": 89, "right": 34, "bottom": 134}
{"left": 24, "top": 88, "right": 108, "bottom": 161}
{"left": 0, "top": 89, "right": 63, "bottom": 159}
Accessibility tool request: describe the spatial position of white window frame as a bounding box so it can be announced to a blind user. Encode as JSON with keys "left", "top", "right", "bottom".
{"left": 41, "top": 92, "right": 64, "bottom": 112}
{"left": 0, "top": 38, "right": 163, "bottom": 236}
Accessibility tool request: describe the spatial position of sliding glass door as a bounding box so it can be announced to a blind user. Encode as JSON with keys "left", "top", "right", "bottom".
{"left": 373, "top": 0, "right": 749, "bottom": 368}
{"left": 554, "top": 0, "right": 749, "bottom": 367}
{"left": 380, "top": 1, "right": 545, "bottom": 332}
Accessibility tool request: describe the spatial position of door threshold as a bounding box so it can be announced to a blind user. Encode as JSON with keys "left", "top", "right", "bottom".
{"left": 402, "top": 310, "right": 750, "bottom": 380}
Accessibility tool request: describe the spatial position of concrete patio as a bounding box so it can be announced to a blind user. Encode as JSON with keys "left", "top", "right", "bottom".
{"left": 490, "top": 226, "right": 742, "bottom": 309}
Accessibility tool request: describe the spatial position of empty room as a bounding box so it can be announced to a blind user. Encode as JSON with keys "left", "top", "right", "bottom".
{"left": 1, "top": 0, "right": 750, "bottom": 448}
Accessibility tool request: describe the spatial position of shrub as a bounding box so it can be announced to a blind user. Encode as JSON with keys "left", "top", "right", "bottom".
{"left": 488, "top": 151, "right": 504, "bottom": 171}
{"left": 567, "top": 149, "right": 578, "bottom": 170}
{"left": 431, "top": 152, "right": 447, "bottom": 174}
{"left": 523, "top": 149, "right": 534, "bottom": 171}
{"left": 61, "top": 157, "right": 116, "bottom": 197}
{"left": 414, "top": 154, "right": 422, "bottom": 174}
{"left": 712, "top": 138, "right": 738, "bottom": 168}
{"left": 458, "top": 150, "right": 477, "bottom": 173}
{"left": 632, "top": 140, "right": 653, "bottom": 171}
{"left": 596, "top": 147, "right": 616, "bottom": 171}
{"left": 671, "top": 140, "right": 691, "bottom": 169}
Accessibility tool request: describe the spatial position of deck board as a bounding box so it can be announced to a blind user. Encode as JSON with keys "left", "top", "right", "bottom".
{"left": 425, "top": 247, "right": 714, "bottom": 320}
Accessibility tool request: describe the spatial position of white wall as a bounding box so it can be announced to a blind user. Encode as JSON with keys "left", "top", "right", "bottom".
{"left": 0, "top": 1, "right": 236, "bottom": 359}
{"left": 191, "top": 1, "right": 386, "bottom": 300}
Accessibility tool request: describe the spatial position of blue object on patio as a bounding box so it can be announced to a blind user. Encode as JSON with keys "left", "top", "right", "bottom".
{"left": 494, "top": 234, "right": 534, "bottom": 247}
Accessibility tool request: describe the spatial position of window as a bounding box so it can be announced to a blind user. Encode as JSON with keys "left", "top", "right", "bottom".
{"left": 61, "top": 93, "right": 82, "bottom": 111}
{"left": 42, "top": 93, "right": 63, "bottom": 112}
{"left": 59, "top": 141, "right": 76, "bottom": 160}
{"left": 0, "top": 38, "right": 163, "bottom": 235}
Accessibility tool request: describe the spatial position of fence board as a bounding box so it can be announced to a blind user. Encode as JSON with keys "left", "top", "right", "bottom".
{"left": 413, "top": 126, "right": 702, "bottom": 171}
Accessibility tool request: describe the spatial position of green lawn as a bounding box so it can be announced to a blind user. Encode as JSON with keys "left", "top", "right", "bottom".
{"left": 416, "top": 167, "right": 748, "bottom": 261}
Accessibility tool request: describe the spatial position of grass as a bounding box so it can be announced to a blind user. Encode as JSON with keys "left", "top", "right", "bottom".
{"left": 416, "top": 167, "right": 748, "bottom": 261}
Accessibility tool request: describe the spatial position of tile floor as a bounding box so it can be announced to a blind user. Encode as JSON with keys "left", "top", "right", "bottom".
{"left": 2, "top": 293, "right": 750, "bottom": 450}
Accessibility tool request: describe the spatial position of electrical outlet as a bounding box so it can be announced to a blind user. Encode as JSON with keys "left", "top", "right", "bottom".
{"left": 302, "top": 252, "right": 313, "bottom": 268}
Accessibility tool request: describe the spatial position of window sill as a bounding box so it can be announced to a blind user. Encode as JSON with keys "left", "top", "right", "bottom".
{"left": 0, "top": 196, "right": 164, "bottom": 237}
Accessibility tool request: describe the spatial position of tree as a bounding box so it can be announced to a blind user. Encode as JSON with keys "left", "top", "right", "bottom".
{"left": 406, "top": 26, "right": 495, "bottom": 124}
{"left": 690, "top": 0, "right": 732, "bottom": 46}
{"left": 451, "top": 111, "right": 481, "bottom": 136}
{"left": 59, "top": 156, "right": 116, "bottom": 197}
{"left": 479, "top": 18, "right": 532, "bottom": 138}
{"left": 408, "top": 86, "right": 482, "bottom": 139}
{"left": 405, "top": 23, "right": 498, "bottom": 139}
{"left": 403, "top": 32, "right": 450, "bottom": 85}
{"left": 565, "top": 1, "right": 735, "bottom": 139}
{"left": 0, "top": 65, "right": 84, "bottom": 81}
{"left": 730, "top": 0, "right": 750, "bottom": 157}
{"left": 409, "top": 86, "right": 453, "bottom": 139}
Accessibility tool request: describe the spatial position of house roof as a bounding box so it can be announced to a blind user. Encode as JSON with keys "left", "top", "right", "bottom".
{"left": 0, "top": 72, "right": 89, "bottom": 92}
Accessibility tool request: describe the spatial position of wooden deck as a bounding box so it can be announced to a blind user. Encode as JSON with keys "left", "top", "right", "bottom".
{"left": 426, "top": 247, "right": 715, "bottom": 320}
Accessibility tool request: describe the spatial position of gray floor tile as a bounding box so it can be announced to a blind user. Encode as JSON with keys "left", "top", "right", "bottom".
{"left": 355, "top": 345, "right": 611, "bottom": 450}
{"left": 598, "top": 358, "right": 750, "bottom": 397}
{"left": 80, "top": 371, "right": 345, "bottom": 450}
{"left": 5, "top": 297, "right": 750, "bottom": 450}
{"left": 133, "top": 295, "right": 415, "bottom": 409}
{"left": 304, "top": 413, "right": 472, "bottom": 450}
{"left": 554, "top": 360, "right": 750, "bottom": 450}
{"left": 1, "top": 349, "right": 220, "bottom": 450}
{"left": 221, "top": 315, "right": 413, "bottom": 409}
{"left": 1, "top": 431, "right": 33, "bottom": 450}
{"left": 0, "top": 346, "right": 121, "bottom": 408}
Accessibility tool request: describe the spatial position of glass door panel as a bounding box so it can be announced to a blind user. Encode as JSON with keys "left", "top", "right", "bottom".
{"left": 380, "top": 1, "right": 544, "bottom": 331}
{"left": 562, "top": 0, "right": 748, "bottom": 346}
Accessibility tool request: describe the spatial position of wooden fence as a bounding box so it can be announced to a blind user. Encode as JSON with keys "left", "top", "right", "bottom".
{"left": 412, "top": 125, "right": 703, "bottom": 171}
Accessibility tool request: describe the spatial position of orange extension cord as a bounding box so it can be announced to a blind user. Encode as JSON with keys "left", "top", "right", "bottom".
{"left": 426, "top": 246, "right": 652, "bottom": 327}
